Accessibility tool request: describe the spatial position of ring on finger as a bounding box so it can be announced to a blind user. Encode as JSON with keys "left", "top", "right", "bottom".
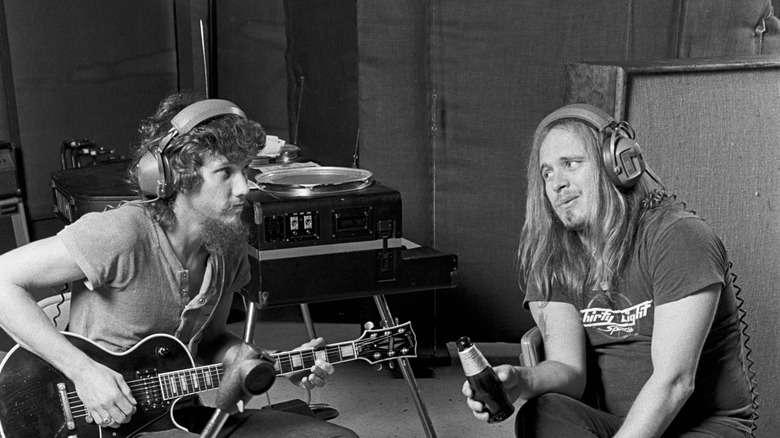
{"left": 102, "top": 416, "right": 112, "bottom": 425}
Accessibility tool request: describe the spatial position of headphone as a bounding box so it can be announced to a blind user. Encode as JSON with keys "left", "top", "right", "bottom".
{"left": 136, "top": 99, "right": 247, "bottom": 198}
{"left": 535, "top": 103, "right": 646, "bottom": 189}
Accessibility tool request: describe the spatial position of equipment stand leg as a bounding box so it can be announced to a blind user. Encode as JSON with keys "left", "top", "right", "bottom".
{"left": 373, "top": 294, "right": 438, "bottom": 438}
{"left": 300, "top": 303, "right": 317, "bottom": 339}
{"left": 202, "top": 300, "right": 261, "bottom": 438}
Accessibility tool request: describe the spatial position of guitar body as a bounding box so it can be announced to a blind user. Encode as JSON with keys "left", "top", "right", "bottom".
{"left": 0, "top": 333, "right": 195, "bottom": 438}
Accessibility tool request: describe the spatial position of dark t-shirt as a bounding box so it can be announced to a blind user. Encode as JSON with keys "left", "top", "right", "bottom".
{"left": 524, "top": 209, "right": 753, "bottom": 432}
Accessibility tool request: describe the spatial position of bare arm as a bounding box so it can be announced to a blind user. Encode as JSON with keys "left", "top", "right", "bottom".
{"left": 614, "top": 285, "right": 719, "bottom": 438}
{"left": 0, "top": 236, "right": 136, "bottom": 427}
{"left": 519, "top": 301, "right": 587, "bottom": 400}
{"left": 463, "top": 301, "right": 586, "bottom": 421}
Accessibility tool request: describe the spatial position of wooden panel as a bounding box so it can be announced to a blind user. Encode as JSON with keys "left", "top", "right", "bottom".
{"left": 565, "top": 55, "right": 780, "bottom": 436}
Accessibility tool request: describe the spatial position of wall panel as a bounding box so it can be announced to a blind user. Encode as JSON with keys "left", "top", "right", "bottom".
{"left": 3, "top": 1, "right": 178, "bottom": 222}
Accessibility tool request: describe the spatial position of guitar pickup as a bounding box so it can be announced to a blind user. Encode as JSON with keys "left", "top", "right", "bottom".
{"left": 135, "top": 368, "right": 166, "bottom": 411}
{"left": 136, "top": 368, "right": 158, "bottom": 379}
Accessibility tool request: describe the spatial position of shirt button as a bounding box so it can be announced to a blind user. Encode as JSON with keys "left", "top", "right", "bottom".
{"left": 199, "top": 298, "right": 205, "bottom": 303}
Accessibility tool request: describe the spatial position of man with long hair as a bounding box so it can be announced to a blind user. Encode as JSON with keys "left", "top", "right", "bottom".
{"left": 0, "top": 92, "right": 358, "bottom": 437}
{"left": 463, "top": 104, "right": 755, "bottom": 437}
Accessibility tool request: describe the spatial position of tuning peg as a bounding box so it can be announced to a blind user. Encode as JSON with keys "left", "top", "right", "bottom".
{"left": 374, "top": 363, "right": 383, "bottom": 371}
{"left": 364, "top": 321, "right": 375, "bottom": 330}
{"left": 388, "top": 361, "right": 395, "bottom": 370}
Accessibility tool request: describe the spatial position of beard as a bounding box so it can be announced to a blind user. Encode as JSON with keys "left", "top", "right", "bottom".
{"left": 557, "top": 209, "right": 588, "bottom": 231}
{"left": 553, "top": 204, "right": 589, "bottom": 231}
{"left": 201, "top": 215, "right": 249, "bottom": 255}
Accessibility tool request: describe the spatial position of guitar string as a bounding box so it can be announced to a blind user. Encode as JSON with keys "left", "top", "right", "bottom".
{"left": 64, "top": 331, "right": 410, "bottom": 416}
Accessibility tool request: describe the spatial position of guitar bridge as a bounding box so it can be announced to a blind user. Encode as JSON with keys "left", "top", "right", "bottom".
{"left": 57, "top": 382, "right": 76, "bottom": 431}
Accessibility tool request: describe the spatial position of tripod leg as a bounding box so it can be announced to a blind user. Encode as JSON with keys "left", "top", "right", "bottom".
{"left": 373, "top": 294, "right": 438, "bottom": 438}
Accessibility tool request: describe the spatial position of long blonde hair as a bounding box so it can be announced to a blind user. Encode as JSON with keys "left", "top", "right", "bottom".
{"left": 517, "top": 119, "right": 667, "bottom": 301}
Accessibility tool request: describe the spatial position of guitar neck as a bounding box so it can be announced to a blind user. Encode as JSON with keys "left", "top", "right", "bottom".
{"left": 273, "top": 340, "right": 359, "bottom": 374}
{"left": 155, "top": 340, "right": 358, "bottom": 400}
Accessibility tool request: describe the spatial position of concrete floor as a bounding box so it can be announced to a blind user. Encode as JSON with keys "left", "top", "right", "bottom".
{"left": 206, "top": 315, "right": 521, "bottom": 438}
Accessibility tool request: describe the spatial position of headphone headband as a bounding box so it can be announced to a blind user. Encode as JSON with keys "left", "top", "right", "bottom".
{"left": 159, "top": 99, "right": 247, "bottom": 153}
{"left": 535, "top": 103, "right": 615, "bottom": 136}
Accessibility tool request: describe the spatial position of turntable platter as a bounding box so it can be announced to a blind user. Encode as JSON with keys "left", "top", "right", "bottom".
{"left": 254, "top": 166, "right": 373, "bottom": 196}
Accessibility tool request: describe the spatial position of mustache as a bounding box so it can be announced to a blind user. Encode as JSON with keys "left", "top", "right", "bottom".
{"left": 554, "top": 192, "right": 579, "bottom": 208}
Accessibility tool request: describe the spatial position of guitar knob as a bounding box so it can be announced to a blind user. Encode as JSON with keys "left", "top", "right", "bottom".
{"left": 364, "top": 321, "right": 374, "bottom": 330}
{"left": 156, "top": 346, "right": 170, "bottom": 357}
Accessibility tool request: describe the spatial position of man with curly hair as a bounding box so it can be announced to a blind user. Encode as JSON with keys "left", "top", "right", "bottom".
{"left": 0, "top": 92, "right": 358, "bottom": 437}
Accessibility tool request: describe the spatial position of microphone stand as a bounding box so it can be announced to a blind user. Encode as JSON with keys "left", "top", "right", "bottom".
{"left": 200, "top": 294, "right": 263, "bottom": 438}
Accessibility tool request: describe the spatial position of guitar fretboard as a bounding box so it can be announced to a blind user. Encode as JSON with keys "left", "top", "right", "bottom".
{"left": 158, "top": 363, "right": 222, "bottom": 399}
{"left": 273, "top": 341, "right": 358, "bottom": 374}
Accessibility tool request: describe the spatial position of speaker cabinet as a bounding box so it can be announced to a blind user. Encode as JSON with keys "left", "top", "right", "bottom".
{"left": 0, "top": 197, "right": 29, "bottom": 254}
{"left": 564, "top": 55, "right": 779, "bottom": 435}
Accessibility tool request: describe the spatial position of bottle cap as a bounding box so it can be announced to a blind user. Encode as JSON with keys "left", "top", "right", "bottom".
{"left": 456, "top": 336, "right": 473, "bottom": 351}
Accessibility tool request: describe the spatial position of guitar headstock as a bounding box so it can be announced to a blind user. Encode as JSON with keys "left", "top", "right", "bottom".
{"left": 355, "top": 321, "right": 417, "bottom": 364}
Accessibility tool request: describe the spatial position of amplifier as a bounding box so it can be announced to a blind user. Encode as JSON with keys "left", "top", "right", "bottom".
{"left": 0, "top": 197, "right": 29, "bottom": 254}
{"left": 246, "top": 167, "right": 402, "bottom": 252}
{"left": 0, "top": 143, "right": 21, "bottom": 198}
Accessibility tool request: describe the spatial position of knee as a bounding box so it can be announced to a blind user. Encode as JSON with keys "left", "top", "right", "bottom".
{"left": 515, "top": 393, "right": 579, "bottom": 437}
{"left": 521, "top": 393, "right": 573, "bottom": 416}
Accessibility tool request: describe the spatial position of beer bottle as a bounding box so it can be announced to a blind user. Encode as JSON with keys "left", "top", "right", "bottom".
{"left": 457, "top": 336, "right": 515, "bottom": 423}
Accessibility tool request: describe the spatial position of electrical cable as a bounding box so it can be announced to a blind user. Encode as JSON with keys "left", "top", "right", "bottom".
{"left": 50, "top": 284, "right": 69, "bottom": 329}
{"left": 729, "top": 263, "right": 759, "bottom": 436}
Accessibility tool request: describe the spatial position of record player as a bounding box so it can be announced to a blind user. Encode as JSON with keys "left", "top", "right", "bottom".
{"left": 246, "top": 165, "right": 402, "bottom": 253}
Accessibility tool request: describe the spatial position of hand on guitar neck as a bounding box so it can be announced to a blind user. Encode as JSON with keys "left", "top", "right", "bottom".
{"left": 284, "top": 337, "right": 335, "bottom": 391}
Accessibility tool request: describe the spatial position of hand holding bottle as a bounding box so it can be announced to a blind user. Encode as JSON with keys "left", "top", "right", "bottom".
{"left": 458, "top": 336, "right": 515, "bottom": 423}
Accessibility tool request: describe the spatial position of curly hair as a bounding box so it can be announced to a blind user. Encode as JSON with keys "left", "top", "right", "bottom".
{"left": 127, "top": 91, "right": 266, "bottom": 227}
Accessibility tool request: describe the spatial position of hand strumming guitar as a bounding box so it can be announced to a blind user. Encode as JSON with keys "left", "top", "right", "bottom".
{"left": 69, "top": 356, "right": 137, "bottom": 429}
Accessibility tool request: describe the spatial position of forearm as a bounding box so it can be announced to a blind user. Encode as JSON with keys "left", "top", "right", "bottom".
{"left": 0, "top": 285, "right": 97, "bottom": 379}
{"left": 518, "top": 359, "right": 586, "bottom": 401}
{"left": 614, "top": 372, "right": 694, "bottom": 438}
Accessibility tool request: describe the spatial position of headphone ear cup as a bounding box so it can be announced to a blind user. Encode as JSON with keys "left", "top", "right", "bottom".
{"left": 137, "top": 150, "right": 174, "bottom": 198}
{"left": 602, "top": 132, "right": 646, "bottom": 189}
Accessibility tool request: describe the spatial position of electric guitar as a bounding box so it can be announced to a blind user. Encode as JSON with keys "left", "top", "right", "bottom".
{"left": 0, "top": 321, "right": 416, "bottom": 438}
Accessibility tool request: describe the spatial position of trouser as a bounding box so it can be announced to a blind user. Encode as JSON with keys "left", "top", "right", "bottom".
{"left": 137, "top": 398, "right": 359, "bottom": 438}
{"left": 515, "top": 393, "right": 751, "bottom": 438}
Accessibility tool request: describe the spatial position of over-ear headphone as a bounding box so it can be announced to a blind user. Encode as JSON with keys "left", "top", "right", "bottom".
{"left": 136, "top": 99, "right": 247, "bottom": 198}
{"left": 535, "top": 103, "right": 646, "bottom": 189}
